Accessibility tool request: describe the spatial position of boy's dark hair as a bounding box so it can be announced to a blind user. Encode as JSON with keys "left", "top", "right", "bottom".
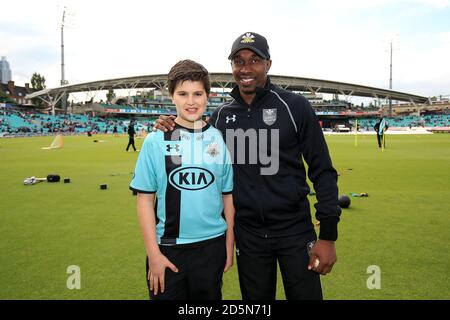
{"left": 167, "top": 60, "right": 210, "bottom": 96}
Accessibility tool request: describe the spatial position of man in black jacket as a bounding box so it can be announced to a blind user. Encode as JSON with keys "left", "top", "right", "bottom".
{"left": 155, "top": 32, "right": 340, "bottom": 300}
{"left": 374, "top": 117, "right": 388, "bottom": 148}
{"left": 126, "top": 120, "right": 136, "bottom": 151}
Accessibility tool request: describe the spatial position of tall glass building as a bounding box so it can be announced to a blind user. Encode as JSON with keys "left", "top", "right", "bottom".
{"left": 0, "top": 56, "right": 12, "bottom": 84}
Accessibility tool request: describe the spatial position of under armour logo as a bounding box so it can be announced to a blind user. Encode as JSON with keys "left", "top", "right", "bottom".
{"left": 226, "top": 115, "right": 236, "bottom": 123}
{"left": 166, "top": 144, "right": 180, "bottom": 152}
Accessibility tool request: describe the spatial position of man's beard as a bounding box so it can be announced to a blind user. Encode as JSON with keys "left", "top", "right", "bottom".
{"left": 240, "top": 86, "right": 257, "bottom": 95}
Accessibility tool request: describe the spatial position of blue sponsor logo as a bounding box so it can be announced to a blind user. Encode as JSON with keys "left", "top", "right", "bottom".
{"left": 169, "top": 167, "right": 215, "bottom": 191}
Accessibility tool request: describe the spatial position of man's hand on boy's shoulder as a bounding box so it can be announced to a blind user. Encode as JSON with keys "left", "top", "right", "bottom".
{"left": 153, "top": 115, "right": 176, "bottom": 132}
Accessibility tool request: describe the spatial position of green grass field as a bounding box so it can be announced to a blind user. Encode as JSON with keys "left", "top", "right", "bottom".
{"left": 0, "top": 133, "right": 449, "bottom": 300}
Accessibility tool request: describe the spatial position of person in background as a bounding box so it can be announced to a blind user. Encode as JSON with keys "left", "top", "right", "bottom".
{"left": 374, "top": 117, "right": 388, "bottom": 148}
{"left": 126, "top": 120, "right": 136, "bottom": 151}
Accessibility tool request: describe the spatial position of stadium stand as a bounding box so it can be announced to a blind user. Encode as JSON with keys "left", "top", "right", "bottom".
{"left": 357, "top": 115, "right": 450, "bottom": 130}
{"left": 0, "top": 109, "right": 157, "bottom": 136}
{"left": 1, "top": 106, "right": 449, "bottom": 137}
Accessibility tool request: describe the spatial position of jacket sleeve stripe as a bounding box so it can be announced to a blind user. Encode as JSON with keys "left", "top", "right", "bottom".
{"left": 270, "top": 90, "right": 298, "bottom": 133}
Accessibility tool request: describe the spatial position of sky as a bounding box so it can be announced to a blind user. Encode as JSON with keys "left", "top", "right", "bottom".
{"left": 1, "top": 0, "right": 449, "bottom": 102}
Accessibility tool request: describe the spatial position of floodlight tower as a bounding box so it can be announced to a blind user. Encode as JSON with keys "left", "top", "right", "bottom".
{"left": 389, "top": 40, "right": 393, "bottom": 117}
{"left": 60, "top": 8, "right": 68, "bottom": 111}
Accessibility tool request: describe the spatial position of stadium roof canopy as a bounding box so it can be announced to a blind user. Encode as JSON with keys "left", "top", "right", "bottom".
{"left": 26, "top": 73, "right": 429, "bottom": 104}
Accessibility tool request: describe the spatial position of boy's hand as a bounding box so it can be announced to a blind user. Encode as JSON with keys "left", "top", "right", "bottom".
{"left": 224, "top": 254, "right": 234, "bottom": 273}
{"left": 148, "top": 253, "right": 179, "bottom": 295}
{"left": 153, "top": 115, "right": 176, "bottom": 132}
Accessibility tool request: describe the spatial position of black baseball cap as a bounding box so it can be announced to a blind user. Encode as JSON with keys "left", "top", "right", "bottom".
{"left": 228, "top": 32, "right": 270, "bottom": 60}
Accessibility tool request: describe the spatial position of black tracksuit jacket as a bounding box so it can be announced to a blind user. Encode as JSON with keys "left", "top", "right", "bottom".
{"left": 209, "top": 78, "right": 340, "bottom": 241}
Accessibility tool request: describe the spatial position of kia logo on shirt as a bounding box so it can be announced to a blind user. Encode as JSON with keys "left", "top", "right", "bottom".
{"left": 169, "top": 167, "right": 215, "bottom": 191}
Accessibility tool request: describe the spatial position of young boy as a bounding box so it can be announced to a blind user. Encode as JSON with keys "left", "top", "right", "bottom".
{"left": 129, "top": 60, "right": 235, "bottom": 300}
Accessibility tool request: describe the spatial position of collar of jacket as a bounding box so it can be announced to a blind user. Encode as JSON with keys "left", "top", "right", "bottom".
{"left": 229, "top": 76, "right": 274, "bottom": 107}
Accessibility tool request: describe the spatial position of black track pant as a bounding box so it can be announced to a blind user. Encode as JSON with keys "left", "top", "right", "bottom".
{"left": 235, "top": 224, "right": 323, "bottom": 300}
{"left": 126, "top": 137, "right": 136, "bottom": 151}
{"left": 146, "top": 235, "right": 226, "bottom": 300}
{"left": 376, "top": 134, "right": 385, "bottom": 148}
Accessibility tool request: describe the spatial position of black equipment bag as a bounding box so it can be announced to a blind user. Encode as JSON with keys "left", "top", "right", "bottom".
{"left": 47, "top": 174, "right": 61, "bottom": 183}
